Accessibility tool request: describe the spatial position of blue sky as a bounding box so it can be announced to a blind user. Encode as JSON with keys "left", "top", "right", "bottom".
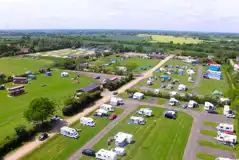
{"left": 0, "top": 0, "right": 239, "bottom": 32}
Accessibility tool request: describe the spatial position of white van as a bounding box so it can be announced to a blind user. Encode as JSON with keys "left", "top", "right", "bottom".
{"left": 80, "top": 117, "right": 95, "bottom": 127}
{"left": 95, "top": 149, "right": 117, "bottom": 160}
{"left": 60, "top": 126, "right": 78, "bottom": 139}
{"left": 100, "top": 104, "right": 114, "bottom": 112}
{"left": 216, "top": 123, "right": 234, "bottom": 132}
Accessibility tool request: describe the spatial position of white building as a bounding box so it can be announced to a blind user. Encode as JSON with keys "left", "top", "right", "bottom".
{"left": 80, "top": 117, "right": 95, "bottom": 127}
{"left": 188, "top": 100, "right": 198, "bottom": 108}
{"left": 136, "top": 108, "right": 153, "bottom": 117}
{"left": 178, "top": 84, "right": 187, "bottom": 91}
{"left": 216, "top": 123, "right": 234, "bottom": 133}
{"left": 128, "top": 116, "right": 145, "bottom": 125}
{"left": 133, "top": 92, "right": 144, "bottom": 100}
{"left": 60, "top": 126, "right": 78, "bottom": 139}
{"left": 114, "top": 132, "right": 134, "bottom": 147}
{"left": 61, "top": 72, "right": 69, "bottom": 77}
{"left": 95, "top": 149, "right": 117, "bottom": 160}
{"left": 204, "top": 102, "right": 214, "bottom": 111}
{"left": 110, "top": 97, "right": 124, "bottom": 106}
{"left": 100, "top": 104, "right": 114, "bottom": 112}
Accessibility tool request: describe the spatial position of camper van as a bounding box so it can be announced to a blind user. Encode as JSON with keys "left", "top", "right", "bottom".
{"left": 128, "top": 116, "right": 145, "bottom": 125}
{"left": 169, "top": 98, "right": 180, "bottom": 106}
{"left": 216, "top": 123, "right": 234, "bottom": 133}
{"left": 204, "top": 102, "right": 214, "bottom": 111}
{"left": 136, "top": 108, "right": 152, "bottom": 117}
{"left": 216, "top": 132, "right": 237, "bottom": 144}
{"left": 60, "top": 126, "right": 79, "bottom": 139}
{"left": 80, "top": 117, "right": 95, "bottom": 127}
{"left": 188, "top": 100, "right": 198, "bottom": 108}
{"left": 95, "top": 149, "right": 117, "bottom": 160}
{"left": 100, "top": 104, "right": 114, "bottom": 112}
{"left": 114, "top": 132, "right": 134, "bottom": 147}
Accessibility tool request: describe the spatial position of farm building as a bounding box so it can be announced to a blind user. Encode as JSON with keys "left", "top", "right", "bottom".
{"left": 13, "top": 77, "right": 28, "bottom": 84}
{"left": 76, "top": 83, "right": 100, "bottom": 93}
{"left": 8, "top": 85, "right": 25, "bottom": 96}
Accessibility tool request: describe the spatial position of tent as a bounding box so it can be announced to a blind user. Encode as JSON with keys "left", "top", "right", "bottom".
{"left": 61, "top": 72, "right": 69, "bottom": 77}
{"left": 207, "top": 70, "right": 222, "bottom": 80}
{"left": 160, "top": 75, "right": 170, "bottom": 80}
{"left": 208, "top": 66, "right": 220, "bottom": 71}
{"left": 25, "top": 71, "right": 32, "bottom": 75}
{"left": 28, "top": 75, "right": 37, "bottom": 80}
{"left": 212, "top": 90, "right": 223, "bottom": 96}
{"left": 45, "top": 71, "right": 52, "bottom": 76}
{"left": 179, "top": 69, "right": 184, "bottom": 76}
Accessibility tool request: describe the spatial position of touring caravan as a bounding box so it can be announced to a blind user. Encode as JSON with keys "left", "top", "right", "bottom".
{"left": 169, "top": 98, "right": 180, "bottom": 106}
{"left": 216, "top": 123, "right": 234, "bottom": 133}
{"left": 60, "top": 126, "right": 78, "bottom": 139}
{"left": 100, "top": 104, "right": 114, "bottom": 112}
{"left": 204, "top": 102, "right": 214, "bottom": 111}
{"left": 80, "top": 117, "right": 95, "bottom": 127}
{"left": 114, "top": 132, "right": 134, "bottom": 147}
{"left": 110, "top": 97, "right": 124, "bottom": 106}
{"left": 95, "top": 149, "right": 117, "bottom": 160}
{"left": 136, "top": 108, "right": 152, "bottom": 117}
{"left": 223, "top": 105, "right": 230, "bottom": 115}
{"left": 178, "top": 84, "right": 187, "bottom": 91}
{"left": 111, "top": 147, "right": 126, "bottom": 156}
{"left": 133, "top": 92, "right": 144, "bottom": 100}
{"left": 95, "top": 109, "right": 108, "bottom": 116}
{"left": 188, "top": 100, "right": 198, "bottom": 108}
{"left": 216, "top": 132, "right": 237, "bottom": 144}
{"left": 147, "top": 80, "right": 153, "bottom": 86}
{"left": 128, "top": 116, "right": 145, "bottom": 125}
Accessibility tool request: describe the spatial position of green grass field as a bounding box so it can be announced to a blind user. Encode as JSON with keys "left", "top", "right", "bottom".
{"left": 138, "top": 34, "right": 202, "bottom": 44}
{"left": 198, "top": 140, "right": 234, "bottom": 152}
{"left": 196, "top": 152, "right": 217, "bottom": 160}
{"left": 0, "top": 70, "right": 96, "bottom": 144}
{"left": 200, "top": 130, "right": 217, "bottom": 137}
{"left": 0, "top": 57, "right": 54, "bottom": 75}
{"left": 21, "top": 108, "right": 123, "bottom": 160}
{"left": 81, "top": 106, "right": 193, "bottom": 160}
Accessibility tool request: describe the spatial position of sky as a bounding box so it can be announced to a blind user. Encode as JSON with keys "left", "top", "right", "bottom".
{"left": 0, "top": 0, "right": 239, "bottom": 32}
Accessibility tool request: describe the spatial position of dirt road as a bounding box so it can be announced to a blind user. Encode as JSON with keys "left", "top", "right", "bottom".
{"left": 5, "top": 55, "right": 173, "bottom": 160}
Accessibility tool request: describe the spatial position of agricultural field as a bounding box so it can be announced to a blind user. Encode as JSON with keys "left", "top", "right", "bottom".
{"left": 0, "top": 70, "right": 96, "bottom": 144}
{"left": 21, "top": 108, "right": 123, "bottom": 160}
{"left": 0, "top": 57, "right": 54, "bottom": 76}
{"left": 89, "top": 55, "right": 160, "bottom": 73}
{"left": 138, "top": 34, "right": 203, "bottom": 44}
{"left": 81, "top": 106, "right": 193, "bottom": 160}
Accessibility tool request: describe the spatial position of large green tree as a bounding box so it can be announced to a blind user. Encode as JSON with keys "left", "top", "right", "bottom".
{"left": 24, "top": 97, "right": 56, "bottom": 124}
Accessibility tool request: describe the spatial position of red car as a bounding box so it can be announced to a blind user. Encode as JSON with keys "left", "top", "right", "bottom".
{"left": 109, "top": 113, "right": 117, "bottom": 120}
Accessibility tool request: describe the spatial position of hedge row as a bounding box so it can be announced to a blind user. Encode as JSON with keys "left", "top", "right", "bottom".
{"left": 62, "top": 91, "right": 102, "bottom": 116}
{"left": 104, "top": 73, "right": 133, "bottom": 91}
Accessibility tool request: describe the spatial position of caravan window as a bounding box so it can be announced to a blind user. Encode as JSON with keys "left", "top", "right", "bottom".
{"left": 220, "top": 126, "right": 223, "bottom": 129}
{"left": 226, "top": 127, "right": 229, "bottom": 130}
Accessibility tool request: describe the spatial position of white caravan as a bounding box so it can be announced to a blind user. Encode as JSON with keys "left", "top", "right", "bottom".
{"left": 111, "top": 147, "right": 126, "bottom": 156}
{"left": 223, "top": 105, "right": 230, "bottom": 115}
{"left": 178, "top": 84, "right": 187, "bottom": 91}
{"left": 128, "top": 116, "right": 146, "bottom": 125}
{"left": 95, "top": 149, "right": 117, "bottom": 160}
{"left": 60, "top": 126, "right": 78, "bottom": 139}
{"left": 204, "top": 102, "right": 214, "bottom": 111}
{"left": 215, "top": 157, "right": 233, "bottom": 160}
{"left": 216, "top": 132, "right": 237, "bottom": 144}
{"left": 188, "top": 100, "right": 198, "bottom": 108}
{"left": 96, "top": 109, "right": 108, "bottom": 115}
{"left": 136, "top": 108, "right": 152, "bottom": 117}
{"left": 216, "top": 123, "right": 234, "bottom": 133}
{"left": 133, "top": 92, "right": 144, "bottom": 100}
{"left": 80, "top": 117, "right": 95, "bottom": 127}
{"left": 169, "top": 98, "right": 180, "bottom": 106}
{"left": 110, "top": 97, "right": 124, "bottom": 106}
{"left": 147, "top": 80, "right": 153, "bottom": 85}
{"left": 61, "top": 72, "right": 69, "bottom": 77}
{"left": 100, "top": 104, "right": 114, "bottom": 112}
{"left": 169, "top": 91, "right": 177, "bottom": 97}
{"left": 114, "top": 132, "right": 134, "bottom": 147}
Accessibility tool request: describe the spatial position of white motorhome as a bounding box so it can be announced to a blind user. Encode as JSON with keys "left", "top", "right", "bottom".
{"left": 223, "top": 105, "right": 230, "bottom": 115}
{"left": 95, "top": 149, "right": 117, "bottom": 160}
{"left": 60, "top": 126, "right": 78, "bottom": 139}
{"left": 80, "top": 117, "right": 95, "bottom": 127}
{"left": 136, "top": 108, "right": 152, "bottom": 117}
{"left": 147, "top": 80, "right": 152, "bottom": 85}
{"left": 128, "top": 116, "right": 145, "bottom": 125}
{"left": 188, "top": 100, "right": 198, "bottom": 108}
{"left": 216, "top": 132, "right": 237, "bottom": 144}
{"left": 114, "top": 132, "right": 134, "bottom": 147}
{"left": 178, "top": 84, "right": 187, "bottom": 91}
{"left": 111, "top": 147, "right": 126, "bottom": 156}
{"left": 204, "top": 102, "right": 214, "bottom": 111}
{"left": 169, "top": 98, "right": 180, "bottom": 106}
{"left": 100, "top": 104, "right": 114, "bottom": 112}
{"left": 133, "top": 92, "right": 144, "bottom": 100}
{"left": 216, "top": 123, "right": 234, "bottom": 133}
{"left": 110, "top": 97, "right": 124, "bottom": 106}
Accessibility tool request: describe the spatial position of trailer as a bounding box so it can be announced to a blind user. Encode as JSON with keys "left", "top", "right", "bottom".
{"left": 216, "top": 123, "right": 234, "bottom": 133}
{"left": 136, "top": 108, "right": 152, "bottom": 117}
{"left": 204, "top": 102, "right": 214, "bottom": 111}
{"left": 100, "top": 104, "right": 114, "bottom": 112}
{"left": 110, "top": 97, "right": 124, "bottom": 106}
{"left": 216, "top": 132, "right": 237, "bottom": 144}
{"left": 169, "top": 98, "right": 180, "bottom": 106}
{"left": 95, "top": 149, "right": 117, "bottom": 160}
{"left": 133, "top": 92, "right": 144, "bottom": 100}
{"left": 111, "top": 147, "right": 126, "bottom": 156}
{"left": 128, "top": 116, "right": 145, "bottom": 125}
{"left": 80, "top": 117, "right": 95, "bottom": 127}
{"left": 188, "top": 100, "right": 198, "bottom": 108}
{"left": 114, "top": 132, "right": 134, "bottom": 147}
{"left": 60, "top": 126, "right": 78, "bottom": 139}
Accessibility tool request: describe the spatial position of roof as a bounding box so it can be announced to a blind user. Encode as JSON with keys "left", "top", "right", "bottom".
{"left": 13, "top": 77, "right": 27, "bottom": 80}
{"left": 8, "top": 85, "right": 24, "bottom": 90}
{"left": 134, "top": 92, "right": 144, "bottom": 96}
{"left": 77, "top": 83, "right": 99, "bottom": 92}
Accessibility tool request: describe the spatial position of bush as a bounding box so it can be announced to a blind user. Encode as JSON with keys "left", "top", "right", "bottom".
{"left": 104, "top": 73, "right": 133, "bottom": 91}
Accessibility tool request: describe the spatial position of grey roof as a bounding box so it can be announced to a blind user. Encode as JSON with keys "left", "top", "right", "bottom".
{"left": 77, "top": 83, "right": 99, "bottom": 92}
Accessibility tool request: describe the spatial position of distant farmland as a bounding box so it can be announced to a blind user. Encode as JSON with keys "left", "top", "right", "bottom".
{"left": 138, "top": 34, "right": 202, "bottom": 44}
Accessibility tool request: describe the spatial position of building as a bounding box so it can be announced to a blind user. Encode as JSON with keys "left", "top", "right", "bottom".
{"left": 8, "top": 85, "right": 25, "bottom": 96}
{"left": 13, "top": 77, "right": 28, "bottom": 84}
{"left": 77, "top": 83, "right": 100, "bottom": 93}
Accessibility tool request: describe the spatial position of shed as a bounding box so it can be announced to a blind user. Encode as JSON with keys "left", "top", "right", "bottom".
{"left": 77, "top": 83, "right": 100, "bottom": 93}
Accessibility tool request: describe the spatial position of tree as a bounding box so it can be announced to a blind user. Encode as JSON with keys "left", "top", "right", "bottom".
{"left": 24, "top": 97, "right": 56, "bottom": 124}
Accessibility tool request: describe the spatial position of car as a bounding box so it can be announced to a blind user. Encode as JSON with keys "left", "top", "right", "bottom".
{"left": 109, "top": 113, "right": 117, "bottom": 120}
{"left": 38, "top": 133, "right": 48, "bottom": 141}
{"left": 161, "top": 84, "right": 166, "bottom": 88}
{"left": 128, "top": 93, "right": 134, "bottom": 98}
{"left": 164, "top": 112, "right": 176, "bottom": 119}
{"left": 182, "top": 103, "right": 188, "bottom": 109}
{"left": 82, "top": 149, "right": 96, "bottom": 157}
{"left": 113, "top": 91, "right": 118, "bottom": 95}
{"left": 94, "top": 76, "right": 100, "bottom": 79}
{"left": 94, "top": 112, "right": 106, "bottom": 117}
{"left": 51, "top": 116, "right": 62, "bottom": 122}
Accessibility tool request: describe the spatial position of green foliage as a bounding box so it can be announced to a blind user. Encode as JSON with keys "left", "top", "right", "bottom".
{"left": 24, "top": 97, "right": 56, "bottom": 124}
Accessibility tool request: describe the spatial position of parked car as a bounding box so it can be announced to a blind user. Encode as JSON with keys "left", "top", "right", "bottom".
{"left": 38, "top": 133, "right": 48, "bottom": 141}
{"left": 94, "top": 112, "right": 107, "bottom": 117}
{"left": 113, "top": 91, "right": 118, "bottom": 95}
{"left": 51, "top": 116, "right": 62, "bottom": 122}
{"left": 128, "top": 93, "right": 134, "bottom": 98}
{"left": 182, "top": 103, "right": 188, "bottom": 109}
{"left": 94, "top": 76, "right": 100, "bottom": 79}
{"left": 164, "top": 112, "right": 176, "bottom": 119}
{"left": 82, "top": 149, "right": 96, "bottom": 157}
{"left": 109, "top": 113, "right": 117, "bottom": 120}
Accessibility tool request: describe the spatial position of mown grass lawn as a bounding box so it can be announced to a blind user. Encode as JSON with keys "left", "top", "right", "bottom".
{"left": 196, "top": 152, "right": 217, "bottom": 160}
{"left": 0, "top": 70, "right": 96, "bottom": 144}
{"left": 0, "top": 57, "right": 54, "bottom": 76}
{"left": 81, "top": 106, "right": 193, "bottom": 160}
{"left": 198, "top": 140, "right": 234, "bottom": 152}
{"left": 200, "top": 130, "right": 217, "bottom": 137}
{"left": 21, "top": 108, "right": 123, "bottom": 160}
{"left": 203, "top": 121, "right": 219, "bottom": 127}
